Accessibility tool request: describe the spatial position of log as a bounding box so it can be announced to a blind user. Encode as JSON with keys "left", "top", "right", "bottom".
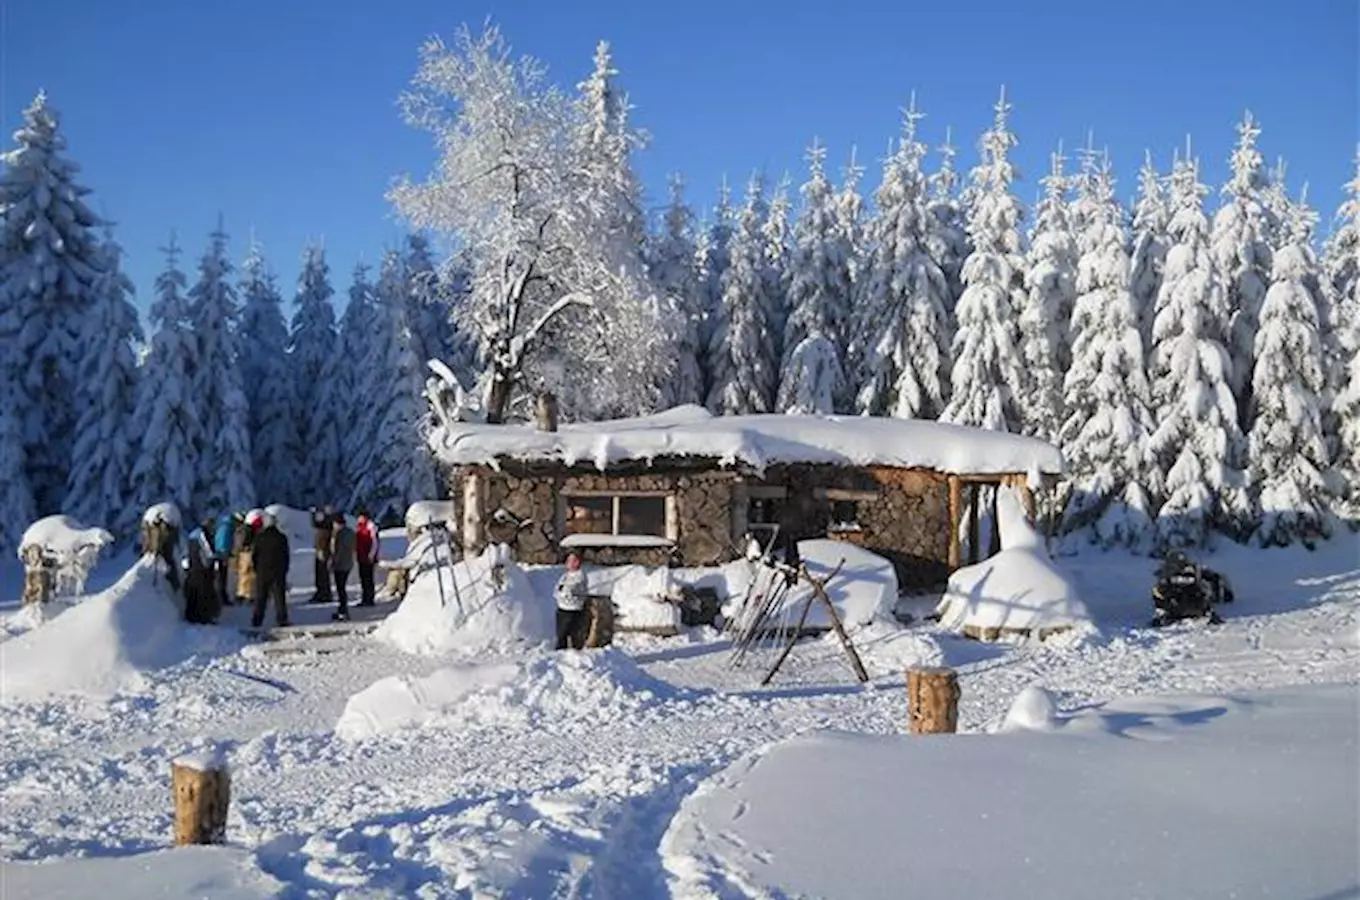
{"left": 906, "top": 666, "right": 960, "bottom": 734}
{"left": 171, "top": 754, "right": 230, "bottom": 846}
{"left": 21, "top": 545, "right": 52, "bottom": 606}
{"left": 947, "top": 475, "right": 962, "bottom": 570}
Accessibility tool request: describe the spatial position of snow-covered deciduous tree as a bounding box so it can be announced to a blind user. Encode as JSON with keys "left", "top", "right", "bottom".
{"left": 339, "top": 262, "right": 379, "bottom": 491}
{"left": 1017, "top": 142, "right": 1077, "bottom": 441}
{"left": 390, "top": 26, "right": 669, "bottom": 423}
{"left": 289, "top": 244, "right": 343, "bottom": 506}
{"left": 924, "top": 126, "right": 969, "bottom": 320}
{"left": 648, "top": 175, "right": 705, "bottom": 408}
{"left": 1247, "top": 192, "right": 1332, "bottom": 546}
{"left": 1210, "top": 113, "right": 1275, "bottom": 426}
{"left": 780, "top": 142, "right": 852, "bottom": 412}
{"left": 940, "top": 88, "right": 1026, "bottom": 432}
{"left": 1129, "top": 151, "right": 1171, "bottom": 351}
{"left": 189, "top": 221, "right": 255, "bottom": 514}
{"left": 851, "top": 98, "right": 952, "bottom": 420}
{"left": 350, "top": 250, "right": 437, "bottom": 518}
{"left": 129, "top": 237, "right": 202, "bottom": 520}
{"left": 0, "top": 91, "right": 105, "bottom": 514}
{"left": 65, "top": 229, "right": 143, "bottom": 537}
{"left": 1148, "top": 151, "right": 1247, "bottom": 548}
{"left": 1059, "top": 153, "right": 1157, "bottom": 549}
{"left": 707, "top": 175, "right": 778, "bottom": 414}
{"left": 238, "top": 240, "right": 294, "bottom": 505}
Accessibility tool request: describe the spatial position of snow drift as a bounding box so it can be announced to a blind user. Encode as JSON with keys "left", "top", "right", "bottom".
{"left": 0, "top": 557, "right": 242, "bottom": 702}
{"left": 936, "top": 489, "right": 1091, "bottom": 636}
{"left": 373, "top": 544, "right": 554, "bottom": 656}
{"left": 337, "top": 648, "right": 691, "bottom": 740}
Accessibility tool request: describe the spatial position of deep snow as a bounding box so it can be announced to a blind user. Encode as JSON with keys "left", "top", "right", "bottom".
{"left": 0, "top": 532, "right": 1356, "bottom": 898}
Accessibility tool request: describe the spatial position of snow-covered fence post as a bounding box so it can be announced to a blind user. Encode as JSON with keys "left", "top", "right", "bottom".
{"left": 906, "top": 666, "right": 960, "bottom": 734}
{"left": 171, "top": 753, "right": 230, "bottom": 846}
{"left": 20, "top": 545, "right": 53, "bottom": 606}
{"left": 534, "top": 391, "right": 560, "bottom": 432}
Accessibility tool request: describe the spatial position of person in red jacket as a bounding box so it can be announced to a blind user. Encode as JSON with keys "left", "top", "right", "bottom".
{"left": 355, "top": 510, "right": 381, "bottom": 607}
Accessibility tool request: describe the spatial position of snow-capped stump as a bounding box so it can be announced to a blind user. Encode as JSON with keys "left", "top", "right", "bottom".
{"left": 19, "top": 514, "right": 115, "bottom": 602}
{"left": 171, "top": 751, "right": 230, "bottom": 846}
{"left": 140, "top": 503, "right": 182, "bottom": 587}
{"left": 906, "top": 666, "right": 960, "bottom": 734}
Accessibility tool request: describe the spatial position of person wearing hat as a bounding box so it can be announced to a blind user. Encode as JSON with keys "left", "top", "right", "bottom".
{"left": 250, "top": 512, "right": 291, "bottom": 628}
{"left": 553, "top": 551, "right": 590, "bottom": 650}
{"left": 310, "top": 506, "right": 334, "bottom": 604}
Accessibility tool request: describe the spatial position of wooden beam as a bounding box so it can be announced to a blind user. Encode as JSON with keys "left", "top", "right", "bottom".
{"left": 745, "top": 485, "right": 789, "bottom": 499}
{"left": 814, "top": 487, "right": 882, "bottom": 502}
{"left": 947, "top": 475, "right": 962, "bottom": 570}
{"left": 988, "top": 485, "right": 1002, "bottom": 556}
{"left": 967, "top": 484, "right": 981, "bottom": 565}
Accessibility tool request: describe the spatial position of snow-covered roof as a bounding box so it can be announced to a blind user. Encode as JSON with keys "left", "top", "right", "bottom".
{"left": 430, "top": 405, "right": 1064, "bottom": 479}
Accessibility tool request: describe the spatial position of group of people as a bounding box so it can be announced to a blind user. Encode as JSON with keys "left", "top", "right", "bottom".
{"left": 181, "top": 507, "right": 381, "bottom": 629}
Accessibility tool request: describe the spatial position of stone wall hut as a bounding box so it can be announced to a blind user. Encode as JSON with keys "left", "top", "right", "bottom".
{"left": 429, "top": 405, "right": 1064, "bottom": 591}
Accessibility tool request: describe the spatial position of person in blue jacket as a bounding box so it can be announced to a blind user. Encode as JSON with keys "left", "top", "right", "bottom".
{"left": 213, "top": 513, "right": 237, "bottom": 607}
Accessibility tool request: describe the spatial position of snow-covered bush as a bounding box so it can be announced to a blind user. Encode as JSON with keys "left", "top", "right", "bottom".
{"left": 19, "top": 515, "right": 115, "bottom": 599}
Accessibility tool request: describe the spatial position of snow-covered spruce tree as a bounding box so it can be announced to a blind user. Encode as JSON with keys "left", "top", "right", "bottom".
{"left": 1017, "top": 142, "right": 1077, "bottom": 441}
{"left": 1059, "top": 153, "right": 1157, "bottom": 549}
{"left": 707, "top": 175, "right": 779, "bottom": 415}
{"left": 925, "top": 126, "right": 969, "bottom": 321}
{"left": 1261, "top": 157, "right": 1294, "bottom": 255}
{"left": 939, "top": 88, "right": 1026, "bottom": 432}
{"left": 0, "top": 91, "right": 105, "bottom": 513}
{"left": 648, "top": 174, "right": 704, "bottom": 408}
{"left": 779, "top": 142, "right": 852, "bottom": 413}
{"left": 289, "top": 244, "right": 344, "bottom": 506}
{"left": 835, "top": 149, "right": 867, "bottom": 292}
{"left": 189, "top": 221, "right": 255, "bottom": 515}
{"left": 129, "top": 237, "right": 203, "bottom": 520}
{"left": 64, "top": 229, "right": 143, "bottom": 537}
{"left": 0, "top": 377, "right": 35, "bottom": 553}
{"left": 694, "top": 182, "right": 735, "bottom": 401}
{"left": 1247, "top": 192, "right": 1332, "bottom": 546}
{"left": 1148, "top": 152, "right": 1248, "bottom": 548}
{"left": 238, "top": 239, "right": 294, "bottom": 504}
{"left": 1210, "top": 113, "right": 1275, "bottom": 427}
{"left": 762, "top": 173, "right": 793, "bottom": 360}
{"left": 1333, "top": 320, "right": 1360, "bottom": 524}
{"left": 1321, "top": 150, "right": 1359, "bottom": 472}
{"left": 339, "top": 262, "right": 379, "bottom": 492}
{"left": 851, "top": 99, "right": 952, "bottom": 420}
{"left": 350, "top": 250, "right": 437, "bottom": 518}
{"left": 1129, "top": 151, "right": 1171, "bottom": 351}
{"left": 390, "top": 26, "right": 668, "bottom": 423}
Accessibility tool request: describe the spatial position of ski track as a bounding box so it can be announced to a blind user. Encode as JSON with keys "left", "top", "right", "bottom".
{"left": 1, "top": 552, "right": 1357, "bottom": 898}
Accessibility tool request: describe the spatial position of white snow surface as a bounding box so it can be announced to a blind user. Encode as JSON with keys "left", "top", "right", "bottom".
{"left": 19, "top": 515, "right": 114, "bottom": 556}
{"left": 661, "top": 685, "right": 1359, "bottom": 900}
{"left": 0, "top": 558, "right": 242, "bottom": 701}
{"left": 432, "top": 404, "right": 1064, "bottom": 476}
{"left": 937, "top": 489, "right": 1092, "bottom": 634}
{"left": 404, "top": 499, "right": 456, "bottom": 534}
{"left": 1, "top": 845, "right": 284, "bottom": 900}
{"left": 373, "top": 544, "right": 554, "bottom": 656}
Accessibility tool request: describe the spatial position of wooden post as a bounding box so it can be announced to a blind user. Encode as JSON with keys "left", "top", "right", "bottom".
{"left": 534, "top": 391, "right": 560, "bottom": 432}
{"left": 906, "top": 666, "right": 961, "bottom": 734}
{"left": 988, "top": 483, "right": 1002, "bottom": 557}
{"left": 967, "top": 485, "right": 981, "bottom": 565}
{"left": 946, "top": 475, "right": 962, "bottom": 570}
{"left": 21, "top": 545, "right": 52, "bottom": 606}
{"left": 462, "top": 470, "right": 486, "bottom": 554}
{"left": 172, "top": 755, "right": 230, "bottom": 846}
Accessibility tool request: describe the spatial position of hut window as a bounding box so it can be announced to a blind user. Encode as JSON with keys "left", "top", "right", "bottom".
{"left": 829, "top": 499, "right": 862, "bottom": 532}
{"left": 747, "top": 496, "right": 784, "bottom": 544}
{"left": 564, "top": 493, "right": 671, "bottom": 539}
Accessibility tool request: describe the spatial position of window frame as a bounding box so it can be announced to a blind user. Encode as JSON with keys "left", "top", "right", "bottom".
{"left": 561, "top": 491, "right": 677, "bottom": 542}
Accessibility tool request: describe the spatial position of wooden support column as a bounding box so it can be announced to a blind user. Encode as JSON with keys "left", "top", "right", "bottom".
{"left": 461, "top": 470, "right": 486, "bottom": 554}
{"left": 172, "top": 755, "right": 230, "bottom": 846}
{"left": 967, "top": 484, "right": 981, "bottom": 565}
{"left": 947, "top": 475, "right": 962, "bottom": 570}
{"left": 988, "top": 483, "right": 1002, "bottom": 557}
{"left": 906, "top": 667, "right": 961, "bottom": 734}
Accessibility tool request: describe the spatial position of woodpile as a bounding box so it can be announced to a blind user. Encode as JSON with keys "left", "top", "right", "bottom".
{"left": 20, "top": 544, "right": 53, "bottom": 606}
{"left": 906, "top": 666, "right": 961, "bottom": 734}
{"left": 171, "top": 757, "right": 230, "bottom": 846}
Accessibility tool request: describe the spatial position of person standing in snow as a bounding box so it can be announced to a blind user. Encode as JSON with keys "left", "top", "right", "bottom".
{"left": 184, "top": 523, "right": 220, "bottom": 624}
{"left": 354, "top": 510, "right": 380, "bottom": 607}
{"left": 553, "top": 551, "right": 590, "bottom": 650}
{"left": 310, "top": 505, "right": 334, "bottom": 604}
{"left": 250, "top": 512, "right": 291, "bottom": 629}
{"left": 213, "top": 513, "right": 236, "bottom": 607}
{"left": 330, "top": 512, "right": 357, "bottom": 622}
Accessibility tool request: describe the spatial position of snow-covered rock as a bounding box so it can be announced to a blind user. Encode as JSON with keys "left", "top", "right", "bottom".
{"left": 936, "top": 488, "right": 1091, "bottom": 637}
{"left": 0, "top": 557, "right": 243, "bottom": 702}
{"left": 373, "top": 544, "right": 554, "bottom": 656}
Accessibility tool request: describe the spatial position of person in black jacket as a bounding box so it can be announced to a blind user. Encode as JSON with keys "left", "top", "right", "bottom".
{"left": 250, "top": 512, "right": 291, "bottom": 628}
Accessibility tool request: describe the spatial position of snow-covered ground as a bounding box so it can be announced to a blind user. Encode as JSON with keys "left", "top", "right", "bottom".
{"left": 0, "top": 534, "right": 1356, "bottom": 898}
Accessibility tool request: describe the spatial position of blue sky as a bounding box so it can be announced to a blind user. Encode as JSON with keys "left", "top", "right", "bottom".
{"left": 4, "top": 0, "right": 1356, "bottom": 312}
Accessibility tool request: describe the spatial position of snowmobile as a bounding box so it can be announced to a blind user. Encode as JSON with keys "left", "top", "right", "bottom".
{"left": 1149, "top": 551, "right": 1235, "bottom": 627}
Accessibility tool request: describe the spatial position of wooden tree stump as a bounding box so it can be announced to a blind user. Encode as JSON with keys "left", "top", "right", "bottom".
{"left": 906, "top": 666, "right": 961, "bottom": 734}
{"left": 172, "top": 754, "right": 230, "bottom": 846}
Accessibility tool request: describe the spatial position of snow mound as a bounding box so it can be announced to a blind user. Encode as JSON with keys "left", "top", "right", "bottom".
{"left": 20, "top": 515, "right": 114, "bottom": 557}
{"left": 724, "top": 540, "right": 899, "bottom": 630}
{"left": 141, "top": 502, "right": 182, "bottom": 528}
{"left": 374, "top": 544, "right": 554, "bottom": 656}
{"left": 998, "top": 685, "right": 1061, "bottom": 733}
{"left": 338, "top": 648, "right": 690, "bottom": 739}
{"left": 937, "top": 489, "right": 1091, "bottom": 636}
{"left": 1, "top": 845, "right": 283, "bottom": 899}
{"left": 0, "top": 558, "right": 243, "bottom": 702}
{"left": 610, "top": 565, "right": 682, "bottom": 631}
{"left": 405, "top": 500, "right": 456, "bottom": 534}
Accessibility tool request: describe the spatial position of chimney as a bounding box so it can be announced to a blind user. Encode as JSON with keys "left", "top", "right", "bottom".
{"left": 534, "top": 391, "right": 559, "bottom": 432}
